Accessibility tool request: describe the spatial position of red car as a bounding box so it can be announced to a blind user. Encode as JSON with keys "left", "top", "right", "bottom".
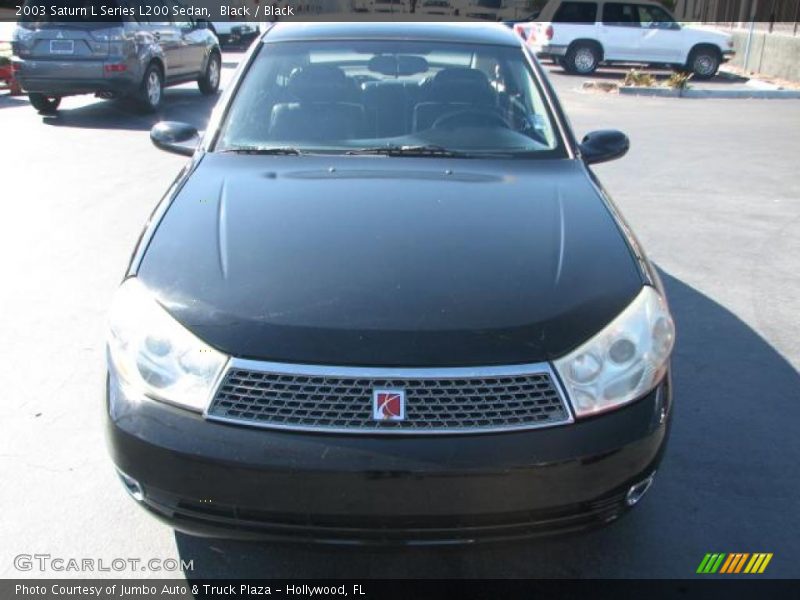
{"left": 0, "top": 27, "right": 21, "bottom": 96}
{"left": 0, "top": 63, "right": 21, "bottom": 95}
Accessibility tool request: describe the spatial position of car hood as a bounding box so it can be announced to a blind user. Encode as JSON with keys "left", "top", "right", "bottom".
{"left": 136, "top": 155, "right": 643, "bottom": 366}
{"left": 685, "top": 25, "right": 732, "bottom": 44}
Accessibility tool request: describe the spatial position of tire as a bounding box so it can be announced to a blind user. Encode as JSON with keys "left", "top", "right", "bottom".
{"left": 688, "top": 47, "right": 720, "bottom": 80}
{"left": 137, "top": 63, "right": 164, "bottom": 113}
{"left": 28, "top": 93, "right": 61, "bottom": 114}
{"left": 565, "top": 43, "right": 600, "bottom": 75}
{"left": 198, "top": 51, "right": 221, "bottom": 96}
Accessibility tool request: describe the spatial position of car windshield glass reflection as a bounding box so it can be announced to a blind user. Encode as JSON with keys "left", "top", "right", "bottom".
{"left": 216, "top": 40, "right": 565, "bottom": 158}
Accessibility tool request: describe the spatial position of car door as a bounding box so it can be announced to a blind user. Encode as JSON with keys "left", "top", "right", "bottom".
{"left": 169, "top": 0, "right": 206, "bottom": 77}
{"left": 635, "top": 3, "right": 684, "bottom": 63}
{"left": 146, "top": 2, "right": 184, "bottom": 80}
{"left": 599, "top": 2, "right": 644, "bottom": 61}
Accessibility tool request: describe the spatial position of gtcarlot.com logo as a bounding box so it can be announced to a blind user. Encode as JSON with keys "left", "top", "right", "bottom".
{"left": 14, "top": 554, "right": 193, "bottom": 573}
{"left": 696, "top": 553, "right": 773, "bottom": 574}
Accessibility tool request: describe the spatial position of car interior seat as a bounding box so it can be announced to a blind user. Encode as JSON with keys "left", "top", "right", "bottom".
{"left": 412, "top": 67, "right": 498, "bottom": 132}
{"left": 268, "top": 64, "right": 366, "bottom": 141}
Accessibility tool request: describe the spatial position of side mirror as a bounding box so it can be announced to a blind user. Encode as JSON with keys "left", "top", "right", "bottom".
{"left": 579, "top": 130, "right": 629, "bottom": 165}
{"left": 150, "top": 121, "right": 200, "bottom": 157}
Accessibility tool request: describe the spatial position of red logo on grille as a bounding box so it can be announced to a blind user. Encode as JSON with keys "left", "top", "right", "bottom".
{"left": 373, "top": 389, "right": 405, "bottom": 421}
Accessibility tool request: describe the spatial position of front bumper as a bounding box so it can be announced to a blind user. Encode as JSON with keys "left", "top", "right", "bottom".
{"left": 106, "top": 370, "right": 672, "bottom": 544}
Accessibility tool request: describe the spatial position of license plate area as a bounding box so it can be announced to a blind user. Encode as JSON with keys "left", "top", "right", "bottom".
{"left": 49, "top": 40, "right": 74, "bottom": 55}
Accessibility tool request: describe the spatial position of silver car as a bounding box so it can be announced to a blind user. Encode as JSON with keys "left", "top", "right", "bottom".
{"left": 12, "top": 0, "right": 221, "bottom": 114}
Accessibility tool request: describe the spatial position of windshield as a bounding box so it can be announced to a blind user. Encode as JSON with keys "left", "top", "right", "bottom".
{"left": 216, "top": 40, "right": 565, "bottom": 158}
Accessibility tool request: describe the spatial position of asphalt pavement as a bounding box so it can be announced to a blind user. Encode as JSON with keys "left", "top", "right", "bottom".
{"left": 1, "top": 54, "right": 798, "bottom": 579}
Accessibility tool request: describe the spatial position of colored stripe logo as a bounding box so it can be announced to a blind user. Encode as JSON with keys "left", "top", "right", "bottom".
{"left": 697, "top": 553, "right": 773, "bottom": 574}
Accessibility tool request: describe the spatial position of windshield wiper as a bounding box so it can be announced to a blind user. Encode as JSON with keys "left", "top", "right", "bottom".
{"left": 346, "top": 145, "right": 471, "bottom": 158}
{"left": 220, "top": 146, "right": 304, "bottom": 155}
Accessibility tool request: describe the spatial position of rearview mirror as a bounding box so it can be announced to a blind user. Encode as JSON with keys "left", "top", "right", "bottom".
{"left": 150, "top": 121, "right": 200, "bottom": 157}
{"left": 368, "top": 55, "right": 429, "bottom": 76}
{"left": 579, "top": 130, "right": 629, "bottom": 165}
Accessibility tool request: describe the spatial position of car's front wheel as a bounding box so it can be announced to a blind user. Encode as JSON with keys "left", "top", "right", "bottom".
{"left": 688, "top": 47, "right": 721, "bottom": 80}
{"left": 198, "top": 52, "right": 221, "bottom": 96}
{"left": 565, "top": 43, "right": 600, "bottom": 75}
{"left": 137, "top": 63, "right": 164, "bottom": 113}
{"left": 28, "top": 93, "right": 61, "bottom": 114}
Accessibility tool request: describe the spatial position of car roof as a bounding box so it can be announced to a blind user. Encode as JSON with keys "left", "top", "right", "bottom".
{"left": 262, "top": 22, "right": 522, "bottom": 47}
{"left": 539, "top": 0, "right": 670, "bottom": 19}
{"left": 543, "top": 0, "right": 665, "bottom": 3}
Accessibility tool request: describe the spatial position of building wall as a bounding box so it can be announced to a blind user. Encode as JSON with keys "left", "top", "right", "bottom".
{"left": 673, "top": 0, "right": 800, "bottom": 25}
{"left": 729, "top": 29, "right": 800, "bottom": 80}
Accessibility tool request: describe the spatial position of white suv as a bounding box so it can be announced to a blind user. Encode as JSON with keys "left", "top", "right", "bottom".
{"left": 521, "top": 0, "right": 735, "bottom": 79}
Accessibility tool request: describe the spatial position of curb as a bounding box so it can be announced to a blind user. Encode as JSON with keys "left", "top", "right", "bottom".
{"left": 719, "top": 67, "right": 800, "bottom": 91}
{"left": 582, "top": 79, "right": 800, "bottom": 99}
{"left": 745, "top": 79, "right": 783, "bottom": 91}
{"left": 618, "top": 86, "right": 800, "bottom": 99}
{"left": 581, "top": 81, "right": 620, "bottom": 93}
{"left": 716, "top": 69, "right": 751, "bottom": 84}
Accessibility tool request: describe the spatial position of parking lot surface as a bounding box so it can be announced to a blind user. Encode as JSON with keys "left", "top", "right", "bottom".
{"left": 1, "top": 53, "right": 798, "bottom": 579}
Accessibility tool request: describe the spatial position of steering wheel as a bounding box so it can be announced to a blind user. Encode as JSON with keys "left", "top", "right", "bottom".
{"left": 432, "top": 109, "right": 511, "bottom": 130}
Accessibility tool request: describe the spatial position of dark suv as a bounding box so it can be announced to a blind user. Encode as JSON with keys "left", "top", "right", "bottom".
{"left": 12, "top": 0, "right": 221, "bottom": 113}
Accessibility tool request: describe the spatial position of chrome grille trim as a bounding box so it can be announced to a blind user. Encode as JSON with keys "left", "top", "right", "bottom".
{"left": 204, "top": 358, "right": 574, "bottom": 435}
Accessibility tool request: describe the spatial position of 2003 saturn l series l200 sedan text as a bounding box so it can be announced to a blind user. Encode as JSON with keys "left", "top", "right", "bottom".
{"left": 106, "top": 22, "right": 676, "bottom": 544}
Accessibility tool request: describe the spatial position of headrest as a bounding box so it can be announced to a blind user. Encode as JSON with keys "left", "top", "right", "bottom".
{"left": 368, "top": 55, "right": 429, "bottom": 76}
{"left": 287, "top": 64, "right": 352, "bottom": 101}
{"left": 426, "top": 67, "right": 494, "bottom": 104}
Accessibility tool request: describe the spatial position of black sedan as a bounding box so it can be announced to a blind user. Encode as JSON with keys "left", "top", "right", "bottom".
{"left": 107, "top": 22, "right": 675, "bottom": 544}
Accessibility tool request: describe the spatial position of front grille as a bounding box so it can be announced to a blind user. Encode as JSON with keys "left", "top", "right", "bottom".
{"left": 206, "top": 361, "right": 571, "bottom": 434}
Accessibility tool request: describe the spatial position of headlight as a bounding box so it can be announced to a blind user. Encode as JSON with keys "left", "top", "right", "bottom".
{"left": 107, "top": 278, "right": 228, "bottom": 412}
{"left": 554, "top": 286, "right": 674, "bottom": 418}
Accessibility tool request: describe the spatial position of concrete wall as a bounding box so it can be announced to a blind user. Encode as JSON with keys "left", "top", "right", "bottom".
{"left": 729, "top": 30, "right": 800, "bottom": 82}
